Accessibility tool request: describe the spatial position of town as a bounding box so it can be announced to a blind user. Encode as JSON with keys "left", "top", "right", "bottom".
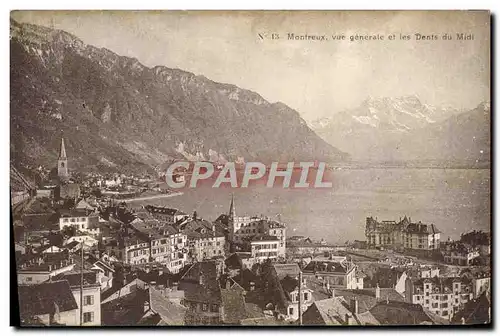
{"left": 11, "top": 139, "right": 491, "bottom": 326}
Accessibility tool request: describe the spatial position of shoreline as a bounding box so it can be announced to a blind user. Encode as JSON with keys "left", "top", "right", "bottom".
{"left": 122, "top": 191, "right": 184, "bottom": 203}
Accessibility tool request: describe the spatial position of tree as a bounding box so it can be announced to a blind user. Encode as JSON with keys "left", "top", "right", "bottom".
{"left": 62, "top": 225, "right": 77, "bottom": 238}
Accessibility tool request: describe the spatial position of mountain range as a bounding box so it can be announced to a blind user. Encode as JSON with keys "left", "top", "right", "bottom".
{"left": 310, "top": 96, "right": 490, "bottom": 166}
{"left": 10, "top": 19, "right": 347, "bottom": 174}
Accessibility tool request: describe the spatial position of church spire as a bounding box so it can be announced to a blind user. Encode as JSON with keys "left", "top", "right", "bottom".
{"left": 57, "top": 137, "right": 69, "bottom": 180}
{"left": 59, "top": 138, "right": 67, "bottom": 159}
{"left": 229, "top": 193, "right": 235, "bottom": 221}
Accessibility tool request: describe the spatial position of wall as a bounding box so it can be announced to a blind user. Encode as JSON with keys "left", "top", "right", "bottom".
{"left": 71, "top": 286, "right": 101, "bottom": 326}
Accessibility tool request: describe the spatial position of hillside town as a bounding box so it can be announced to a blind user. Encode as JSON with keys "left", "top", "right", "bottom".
{"left": 11, "top": 139, "right": 491, "bottom": 326}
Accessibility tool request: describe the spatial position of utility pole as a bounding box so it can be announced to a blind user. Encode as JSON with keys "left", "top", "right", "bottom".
{"left": 298, "top": 271, "right": 303, "bottom": 326}
{"left": 80, "top": 240, "right": 84, "bottom": 326}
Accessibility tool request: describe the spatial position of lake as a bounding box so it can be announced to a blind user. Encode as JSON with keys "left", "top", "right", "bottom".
{"left": 130, "top": 168, "right": 491, "bottom": 244}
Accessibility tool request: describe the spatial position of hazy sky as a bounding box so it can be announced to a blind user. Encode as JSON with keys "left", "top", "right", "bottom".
{"left": 12, "top": 11, "right": 490, "bottom": 121}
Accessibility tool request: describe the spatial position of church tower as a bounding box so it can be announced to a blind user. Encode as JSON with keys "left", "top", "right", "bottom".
{"left": 57, "top": 138, "right": 69, "bottom": 180}
{"left": 228, "top": 193, "right": 236, "bottom": 223}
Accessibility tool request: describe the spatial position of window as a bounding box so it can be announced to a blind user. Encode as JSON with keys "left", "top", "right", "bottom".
{"left": 84, "top": 295, "right": 94, "bottom": 306}
{"left": 63, "top": 218, "right": 69, "bottom": 223}
{"left": 83, "top": 312, "right": 94, "bottom": 323}
{"left": 202, "top": 304, "right": 208, "bottom": 312}
{"left": 288, "top": 307, "right": 294, "bottom": 315}
{"left": 304, "top": 293, "right": 309, "bottom": 301}
{"left": 425, "top": 300, "right": 429, "bottom": 305}
{"left": 26, "top": 277, "right": 32, "bottom": 282}
{"left": 211, "top": 304, "right": 218, "bottom": 312}
{"left": 442, "top": 311, "right": 448, "bottom": 316}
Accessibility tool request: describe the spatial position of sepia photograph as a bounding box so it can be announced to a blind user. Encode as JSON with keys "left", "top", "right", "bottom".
{"left": 9, "top": 10, "right": 491, "bottom": 327}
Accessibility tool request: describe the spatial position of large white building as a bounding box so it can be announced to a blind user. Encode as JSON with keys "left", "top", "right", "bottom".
{"left": 365, "top": 216, "right": 440, "bottom": 251}
{"left": 250, "top": 235, "right": 281, "bottom": 262}
{"left": 227, "top": 195, "right": 286, "bottom": 255}
{"left": 59, "top": 210, "right": 100, "bottom": 236}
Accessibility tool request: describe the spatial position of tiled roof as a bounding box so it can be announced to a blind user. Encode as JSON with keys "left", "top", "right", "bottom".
{"left": 181, "top": 219, "right": 225, "bottom": 239}
{"left": 404, "top": 222, "right": 441, "bottom": 235}
{"left": 332, "top": 288, "right": 404, "bottom": 314}
{"left": 273, "top": 263, "right": 301, "bottom": 280}
{"left": 220, "top": 289, "right": 248, "bottom": 324}
{"left": 451, "top": 292, "right": 490, "bottom": 325}
{"left": 303, "top": 298, "right": 354, "bottom": 325}
{"left": 369, "top": 301, "right": 449, "bottom": 325}
{"left": 149, "top": 287, "right": 187, "bottom": 325}
{"left": 52, "top": 270, "right": 99, "bottom": 287}
{"left": 303, "top": 260, "right": 350, "bottom": 274}
{"left": 179, "top": 261, "right": 222, "bottom": 304}
{"left": 18, "top": 280, "right": 78, "bottom": 316}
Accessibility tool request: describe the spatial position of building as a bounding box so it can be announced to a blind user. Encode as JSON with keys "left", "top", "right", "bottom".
{"left": 451, "top": 292, "right": 491, "bottom": 325}
{"left": 365, "top": 216, "right": 441, "bottom": 250}
{"left": 250, "top": 235, "right": 281, "bottom": 263}
{"left": 18, "top": 280, "right": 79, "bottom": 326}
{"left": 441, "top": 242, "right": 480, "bottom": 266}
{"left": 64, "top": 235, "right": 99, "bottom": 248}
{"left": 52, "top": 271, "right": 102, "bottom": 326}
{"left": 180, "top": 218, "right": 226, "bottom": 263}
{"left": 127, "top": 219, "right": 188, "bottom": 273}
{"left": 17, "top": 254, "right": 75, "bottom": 284}
{"left": 273, "top": 264, "right": 314, "bottom": 320}
{"left": 302, "top": 256, "right": 362, "bottom": 290}
{"left": 178, "top": 261, "right": 224, "bottom": 325}
{"left": 405, "top": 276, "right": 474, "bottom": 320}
{"left": 144, "top": 205, "right": 189, "bottom": 224}
{"left": 59, "top": 209, "right": 100, "bottom": 236}
{"left": 302, "top": 297, "right": 379, "bottom": 325}
{"left": 57, "top": 138, "right": 69, "bottom": 180}
{"left": 227, "top": 195, "right": 262, "bottom": 244}
{"left": 56, "top": 183, "right": 81, "bottom": 201}
{"left": 253, "top": 219, "right": 286, "bottom": 257}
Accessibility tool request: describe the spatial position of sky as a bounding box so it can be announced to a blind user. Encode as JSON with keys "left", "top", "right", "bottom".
{"left": 11, "top": 10, "right": 490, "bottom": 121}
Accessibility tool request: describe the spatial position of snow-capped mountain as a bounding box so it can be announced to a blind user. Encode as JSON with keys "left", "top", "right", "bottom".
{"left": 310, "top": 95, "right": 462, "bottom": 133}
{"left": 310, "top": 96, "right": 488, "bottom": 164}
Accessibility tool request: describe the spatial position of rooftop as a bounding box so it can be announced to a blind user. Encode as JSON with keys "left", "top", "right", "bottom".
{"left": 18, "top": 280, "right": 78, "bottom": 317}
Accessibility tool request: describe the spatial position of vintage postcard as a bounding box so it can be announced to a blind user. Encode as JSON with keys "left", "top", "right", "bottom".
{"left": 10, "top": 10, "right": 491, "bottom": 327}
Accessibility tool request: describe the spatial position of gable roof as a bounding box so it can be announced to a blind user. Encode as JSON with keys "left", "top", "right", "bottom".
{"left": 75, "top": 199, "right": 95, "bottom": 211}
{"left": 369, "top": 301, "right": 448, "bottom": 325}
{"left": 451, "top": 292, "right": 491, "bottom": 325}
{"left": 303, "top": 298, "right": 355, "bottom": 325}
{"left": 149, "top": 287, "right": 187, "bottom": 325}
{"left": 18, "top": 280, "right": 78, "bottom": 316}
{"left": 332, "top": 288, "right": 405, "bottom": 314}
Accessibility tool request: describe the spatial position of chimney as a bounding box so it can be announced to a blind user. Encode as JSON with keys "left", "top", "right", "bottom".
{"left": 199, "top": 274, "right": 204, "bottom": 286}
{"left": 349, "top": 298, "right": 359, "bottom": 315}
{"left": 226, "top": 280, "right": 231, "bottom": 289}
{"left": 250, "top": 281, "right": 255, "bottom": 291}
{"left": 172, "top": 282, "right": 179, "bottom": 291}
{"left": 375, "top": 284, "right": 380, "bottom": 300}
{"left": 330, "top": 288, "right": 335, "bottom": 298}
